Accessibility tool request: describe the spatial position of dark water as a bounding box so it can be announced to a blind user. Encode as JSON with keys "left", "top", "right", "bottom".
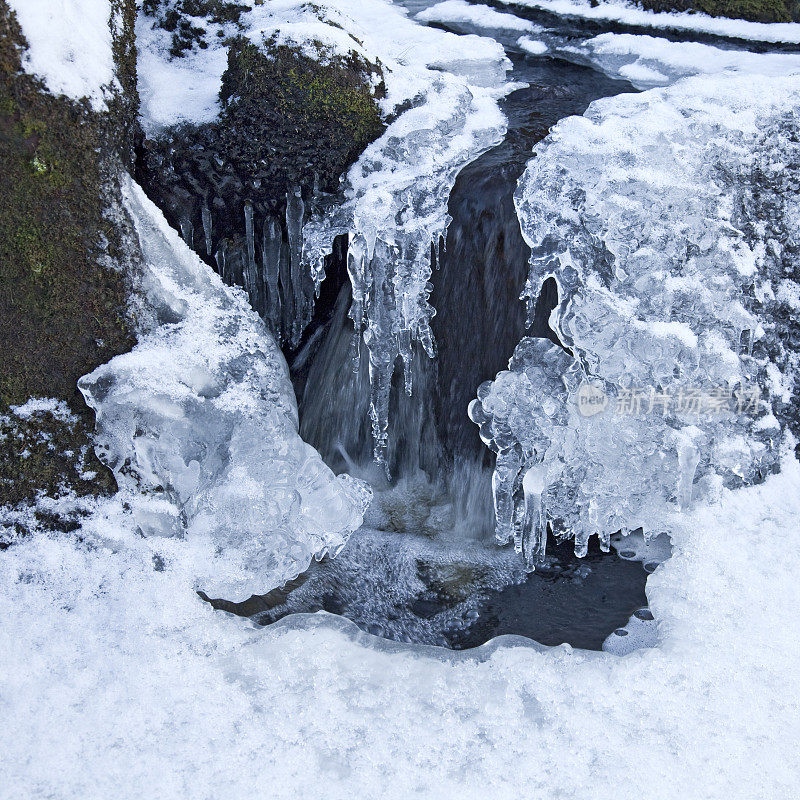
{"left": 431, "top": 53, "right": 632, "bottom": 465}
{"left": 206, "top": 532, "right": 649, "bottom": 650}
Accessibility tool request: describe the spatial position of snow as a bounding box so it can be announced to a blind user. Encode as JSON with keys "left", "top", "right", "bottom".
{"left": 517, "top": 35, "right": 550, "bottom": 54}
{"left": 496, "top": 0, "right": 800, "bottom": 44}
{"left": 137, "top": 0, "right": 509, "bottom": 133}
{"left": 135, "top": 15, "right": 229, "bottom": 133}
{"left": 2, "top": 443, "right": 799, "bottom": 797}
{"left": 563, "top": 31, "right": 800, "bottom": 88}
{"left": 416, "top": 0, "right": 544, "bottom": 32}
{"left": 8, "top": 0, "right": 118, "bottom": 111}
{"left": 77, "top": 178, "right": 370, "bottom": 601}
{"left": 9, "top": 398, "right": 77, "bottom": 423}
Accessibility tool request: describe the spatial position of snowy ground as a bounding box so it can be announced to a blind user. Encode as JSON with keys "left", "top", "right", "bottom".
{"left": 2, "top": 450, "right": 799, "bottom": 798}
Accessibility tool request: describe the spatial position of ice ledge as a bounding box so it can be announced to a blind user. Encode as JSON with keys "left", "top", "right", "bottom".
{"left": 79, "top": 177, "right": 371, "bottom": 601}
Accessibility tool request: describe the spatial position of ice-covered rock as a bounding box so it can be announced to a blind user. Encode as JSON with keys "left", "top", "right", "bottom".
{"left": 471, "top": 71, "right": 800, "bottom": 565}
{"left": 79, "top": 178, "right": 370, "bottom": 600}
{"left": 560, "top": 32, "right": 800, "bottom": 89}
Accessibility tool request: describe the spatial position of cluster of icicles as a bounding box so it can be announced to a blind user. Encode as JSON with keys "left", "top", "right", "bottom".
{"left": 179, "top": 185, "right": 318, "bottom": 349}
{"left": 181, "top": 186, "right": 447, "bottom": 472}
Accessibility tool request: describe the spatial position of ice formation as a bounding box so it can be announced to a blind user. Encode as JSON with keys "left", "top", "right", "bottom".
{"left": 561, "top": 32, "right": 800, "bottom": 89}
{"left": 300, "top": 31, "right": 510, "bottom": 466}
{"left": 79, "top": 178, "right": 370, "bottom": 600}
{"left": 416, "top": 0, "right": 544, "bottom": 32}
{"left": 471, "top": 71, "right": 800, "bottom": 567}
{"left": 137, "top": 1, "right": 511, "bottom": 464}
{"left": 3, "top": 454, "right": 800, "bottom": 798}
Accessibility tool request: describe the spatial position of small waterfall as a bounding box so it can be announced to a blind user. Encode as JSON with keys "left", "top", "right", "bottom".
{"left": 297, "top": 58, "right": 632, "bottom": 539}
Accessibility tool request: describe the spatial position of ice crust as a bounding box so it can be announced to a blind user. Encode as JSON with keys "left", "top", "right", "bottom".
{"left": 416, "top": 0, "right": 544, "bottom": 32}
{"left": 471, "top": 70, "right": 800, "bottom": 566}
{"left": 78, "top": 179, "right": 370, "bottom": 601}
{"left": 563, "top": 32, "right": 800, "bottom": 89}
{"left": 8, "top": 0, "right": 119, "bottom": 111}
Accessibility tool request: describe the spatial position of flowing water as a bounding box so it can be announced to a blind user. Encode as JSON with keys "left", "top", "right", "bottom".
{"left": 216, "top": 41, "right": 664, "bottom": 651}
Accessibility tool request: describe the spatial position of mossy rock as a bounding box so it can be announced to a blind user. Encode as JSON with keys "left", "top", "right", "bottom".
{"left": 638, "top": 0, "right": 797, "bottom": 23}
{"left": 136, "top": 36, "right": 386, "bottom": 343}
{"left": 0, "top": 2, "right": 137, "bottom": 509}
{"left": 0, "top": 407, "right": 117, "bottom": 542}
{"left": 218, "top": 37, "right": 385, "bottom": 184}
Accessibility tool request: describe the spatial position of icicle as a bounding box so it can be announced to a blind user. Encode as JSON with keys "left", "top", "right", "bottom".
{"left": 368, "top": 349, "right": 392, "bottom": 475}
{"left": 201, "top": 202, "right": 213, "bottom": 256}
{"left": 399, "top": 329, "right": 413, "bottom": 396}
{"left": 677, "top": 441, "right": 700, "bottom": 511}
{"left": 279, "top": 237, "right": 293, "bottom": 345}
{"left": 243, "top": 201, "right": 258, "bottom": 300}
{"left": 179, "top": 216, "right": 193, "bottom": 248}
{"left": 519, "top": 463, "right": 548, "bottom": 571}
{"left": 347, "top": 236, "right": 368, "bottom": 372}
{"left": 492, "top": 447, "right": 522, "bottom": 545}
{"left": 574, "top": 528, "right": 590, "bottom": 559}
{"left": 215, "top": 242, "right": 227, "bottom": 284}
{"left": 286, "top": 186, "right": 305, "bottom": 345}
{"left": 364, "top": 243, "right": 394, "bottom": 471}
{"left": 262, "top": 216, "right": 282, "bottom": 331}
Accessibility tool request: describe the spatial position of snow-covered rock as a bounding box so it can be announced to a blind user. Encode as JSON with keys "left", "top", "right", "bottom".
{"left": 561, "top": 31, "right": 800, "bottom": 88}
{"left": 497, "top": 0, "right": 800, "bottom": 43}
{"left": 8, "top": 0, "right": 120, "bottom": 111}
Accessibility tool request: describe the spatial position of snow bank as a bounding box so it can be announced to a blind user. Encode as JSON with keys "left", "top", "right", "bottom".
{"left": 497, "top": 0, "right": 800, "bottom": 43}
{"left": 2, "top": 440, "right": 799, "bottom": 797}
{"left": 563, "top": 31, "right": 800, "bottom": 88}
{"left": 8, "top": 0, "right": 118, "bottom": 111}
{"left": 416, "top": 0, "right": 544, "bottom": 32}
{"left": 78, "top": 178, "right": 369, "bottom": 600}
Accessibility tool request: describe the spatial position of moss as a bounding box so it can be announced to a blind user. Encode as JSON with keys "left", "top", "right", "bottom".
{"left": 0, "top": 2, "right": 137, "bottom": 510}
{"left": 638, "top": 0, "right": 797, "bottom": 23}
{"left": 0, "top": 408, "right": 117, "bottom": 542}
{"left": 217, "top": 37, "right": 385, "bottom": 189}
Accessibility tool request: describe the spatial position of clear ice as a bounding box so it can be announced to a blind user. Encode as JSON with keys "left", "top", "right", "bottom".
{"left": 79, "top": 178, "right": 371, "bottom": 600}
{"left": 470, "top": 72, "right": 800, "bottom": 565}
